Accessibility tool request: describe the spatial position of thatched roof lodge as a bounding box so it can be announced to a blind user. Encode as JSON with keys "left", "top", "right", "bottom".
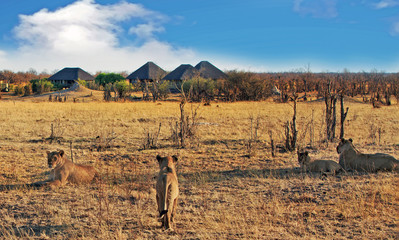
{"left": 162, "top": 64, "right": 199, "bottom": 81}
{"left": 126, "top": 62, "right": 166, "bottom": 83}
{"left": 195, "top": 61, "right": 227, "bottom": 79}
{"left": 48, "top": 67, "right": 94, "bottom": 87}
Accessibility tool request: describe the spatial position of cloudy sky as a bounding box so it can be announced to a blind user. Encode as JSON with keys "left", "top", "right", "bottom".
{"left": 0, "top": 0, "right": 398, "bottom": 73}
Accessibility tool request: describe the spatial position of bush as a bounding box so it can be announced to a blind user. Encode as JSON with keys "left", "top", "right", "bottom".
{"left": 104, "top": 83, "right": 113, "bottom": 101}
{"left": 184, "top": 77, "right": 216, "bottom": 102}
{"left": 76, "top": 79, "right": 87, "bottom": 87}
{"left": 87, "top": 81, "right": 102, "bottom": 91}
{"left": 14, "top": 85, "right": 25, "bottom": 96}
{"left": 24, "top": 84, "right": 32, "bottom": 96}
{"left": 113, "top": 81, "right": 132, "bottom": 100}
{"left": 217, "top": 71, "right": 273, "bottom": 101}
{"left": 30, "top": 79, "right": 53, "bottom": 94}
{"left": 95, "top": 73, "right": 125, "bottom": 86}
{"left": 158, "top": 80, "right": 171, "bottom": 99}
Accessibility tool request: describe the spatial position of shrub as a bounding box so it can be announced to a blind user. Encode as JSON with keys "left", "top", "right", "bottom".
{"left": 77, "top": 79, "right": 87, "bottom": 87}
{"left": 87, "top": 81, "right": 102, "bottom": 91}
{"left": 113, "top": 81, "right": 132, "bottom": 100}
{"left": 95, "top": 73, "right": 125, "bottom": 86}
{"left": 184, "top": 77, "right": 216, "bottom": 102}
{"left": 217, "top": 71, "right": 273, "bottom": 101}
{"left": 14, "top": 85, "right": 25, "bottom": 96}
{"left": 158, "top": 80, "right": 171, "bottom": 99}
{"left": 23, "top": 84, "right": 32, "bottom": 96}
{"left": 30, "top": 79, "right": 53, "bottom": 94}
{"left": 104, "top": 83, "right": 113, "bottom": 101}
{"left": 148, "top": 80, "right": 171, "bottom": 101}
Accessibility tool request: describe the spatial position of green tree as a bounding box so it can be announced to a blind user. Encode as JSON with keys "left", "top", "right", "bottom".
{"left": 14, "top": 85, "right": 25, "bottom": 96}
{"left": 104, "top": 83, "right": 113, "bottom": 101}
{"left": 30, "top": 79, "right": 53, "bottom": 94}
{"left": 113, "top": 80, "right": 132, "bottom": 100}
{"left": 184, "top": 77, "right": 216, "bottom": 102}
{"left": 95, "top": 73, "right": 125, "bottom": 86}
{"left": 157, "top": 80, "right": 171, "bottom": 100}
{"left": 24, "top": 84, "right": 32, "bottom": 96}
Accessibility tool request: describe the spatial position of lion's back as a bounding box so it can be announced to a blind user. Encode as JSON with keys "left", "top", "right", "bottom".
{"left": 309, "top": 160, "right": 341, "bottom": 173}
{"left": 350, "top": 153, "right": 398, "bottom": 171}
{"left": 67, "top": 164, "right": 98, "bottom": 184}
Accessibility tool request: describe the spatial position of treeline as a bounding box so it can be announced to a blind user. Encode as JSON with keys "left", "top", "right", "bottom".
{"left": 0, "top": 70, "right": 51, "bottom": 84}
{"left": 179, "top": 71, "right": 399, "bottom": 104}
{"left": 2, "top": 69, "right": 399, "bottom": 104}
{"left": 13, "top": 79, "right": 54, "bottom": 96}
{"left": 268, "top": 71, "right": 399, "bottom": 106}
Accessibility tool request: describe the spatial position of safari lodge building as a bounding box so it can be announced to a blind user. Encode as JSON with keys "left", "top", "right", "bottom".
{"left": 48, "top": 67, "right": 95, "bottom": 87}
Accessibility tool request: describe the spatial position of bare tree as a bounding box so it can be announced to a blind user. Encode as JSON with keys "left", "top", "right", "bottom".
{"left": 324, "top": 77, "right": 337, "bottom": 142}
{"left": 285, "top": 79, "right": 298, "bottom": 151}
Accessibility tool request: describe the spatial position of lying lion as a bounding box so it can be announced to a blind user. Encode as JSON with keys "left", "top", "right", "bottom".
{"left": 297, "top": 151, "right": 343, "bottom": 175}
{"left": 155, "top": 155, "right": 179, "bottom": 230}
{"left": 41, "top": 150, "right": 99, "bottom": 188}
{"left": 337, "top": 138, "right": 399, "bottom": 172}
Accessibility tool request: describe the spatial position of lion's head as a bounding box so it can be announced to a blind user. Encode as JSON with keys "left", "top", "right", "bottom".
{"left": 156, "top": 155, "right": 178, "bottom": 170}
{"left": 297, "top": 151, "right": 311, "bottom": 166}
{"left": 336, "top": 138, "right": 353, "bottom": 154}
{"left": 46, "top": 150, "right": 65, "bottom": 168}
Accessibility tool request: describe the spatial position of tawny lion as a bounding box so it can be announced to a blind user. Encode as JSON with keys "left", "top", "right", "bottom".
{"left": 337, "top": 138, "right": 399, "bottom": 172}
{"left": 297, "top": 151, "right": 343, "bottom": 175}
{"left": 44, "top": 150, "right": 99, "bottom": 188}
{"left": 155, "top": 155, "right": 179, "bottom": 230}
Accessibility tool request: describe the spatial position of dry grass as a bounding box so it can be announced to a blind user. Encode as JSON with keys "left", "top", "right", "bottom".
{"left": 0, "top": 99, "right": 398, "bottom": 239}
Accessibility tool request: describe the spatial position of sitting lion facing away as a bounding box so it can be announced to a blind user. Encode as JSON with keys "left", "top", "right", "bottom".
{"left": 156, "top": 155, "right": 179, "bottom": 231}
{"left": 37, "top": 150, "right": 99, "bottom": 188}
{"left": 297, "top": 151, "right": 343, "bottom": 175}
{"left": 337, "top": 138, "right": 399, "bottom": 172}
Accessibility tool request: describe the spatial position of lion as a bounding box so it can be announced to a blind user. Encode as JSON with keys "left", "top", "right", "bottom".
{"left": 155, "top": 155, "right": 179, "bottom": 230}
{"left": 297, "top": 151, "right": 343, "bottom": 175}
{"left": 43, "top": 150, "right": 99, "bottom": 188}
{"left": 337, "top": 138, "right": 399, "bottom": 172}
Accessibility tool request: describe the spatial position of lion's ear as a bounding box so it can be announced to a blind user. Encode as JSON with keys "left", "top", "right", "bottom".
{"left": 349, "top": 138, "right": 353, "bottom": 142}
{"left": 59, "top": 150, "right": 65, "bottom": 157}
{"left": 172, "top": 155, "right": 178, "bottom": 162}
{"left": 341, "top": 138, "right": 345, "bottom": 142}
{"left": 46, "top": 151, "right": 50, "bottom": 155}
{"left": 156, "top": 155, "right": 162, "bottom": 162}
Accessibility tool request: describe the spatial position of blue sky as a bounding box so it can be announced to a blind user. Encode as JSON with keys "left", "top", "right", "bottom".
{"left": 0, "top": 0, "right": 398, "bottom": 73}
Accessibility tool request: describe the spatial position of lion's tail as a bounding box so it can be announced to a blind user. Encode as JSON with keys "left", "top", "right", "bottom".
{"left": 160, "top": 182, "right": 170, "bottom": 218}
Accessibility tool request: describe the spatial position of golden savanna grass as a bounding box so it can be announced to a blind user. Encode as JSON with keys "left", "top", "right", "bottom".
{"left": 0, "top": 99, "right": 398, "bottom": 239}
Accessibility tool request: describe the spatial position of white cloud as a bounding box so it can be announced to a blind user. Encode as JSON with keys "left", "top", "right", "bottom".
{"left": 129, "top": 23, "right": 165, "bottom": 39}
{"left": 390, "top": 20, "right": 399, "bottom": 35}
{"left": 293, "top": 0, "right": 338, "bottom": 18}
{"left": 0, "top": 0, "right": 198, "bottom": 73}
{"left": 374, "top": 0, "right": 399, "bottom": 9}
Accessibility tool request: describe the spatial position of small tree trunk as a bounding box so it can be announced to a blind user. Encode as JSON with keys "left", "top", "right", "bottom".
{"left": 179, "top": 100, "right": 186, "bottom": 148}
{"left": 339, "top": 94, "right": 349, "bottom": 139}
{"left": 152, "top": 82, "right": 159, "bottom": 102}
{"left": 331, "top": 98, "right": 337, "bottom": 140}
{"left": 70, "top": 141, "right": 74, "bottom": 163}
{"left": 290, "top": 98, "right": 297, "bottom": 150}
{"left": 269, "top": 131, "right": 275, "bottom": 157}
{"left": 285, "top": 121, "right": 290, "bottom": 151}
{"left": 325, "top": 80, "right": 337, "bottom": 142}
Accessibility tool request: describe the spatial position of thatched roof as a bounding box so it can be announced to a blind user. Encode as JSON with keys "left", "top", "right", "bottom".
{"left": 195, "top": 61, "right": 227, "bottom": 79}
{"left": 48, "top": 68, "right": 94, "bottom": 81}
{"left": 127, "top": 62, "right": 166, "bottom": 81}
{"left": 162, "top": 64, "right": 199, "bottom": 81}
